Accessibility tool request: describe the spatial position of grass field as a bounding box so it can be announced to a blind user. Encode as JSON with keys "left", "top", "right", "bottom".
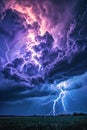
{"left": 0, "top": 115, "right": 87, "bottom": 130}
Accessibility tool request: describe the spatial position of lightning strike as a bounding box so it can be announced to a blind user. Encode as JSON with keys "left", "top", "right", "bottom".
{"left": 5, "top": 41, "right": 10, "bottom": 63}
{"left": 42, "top": 81, "right": 68, "bottom": 115}
{"left": 53, "top": 85, "right": 67, "bottom": 115}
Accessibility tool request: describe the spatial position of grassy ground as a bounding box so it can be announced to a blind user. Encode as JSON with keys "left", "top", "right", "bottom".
{"left": 0, "top": 115, "right": 87, "bottom": 130}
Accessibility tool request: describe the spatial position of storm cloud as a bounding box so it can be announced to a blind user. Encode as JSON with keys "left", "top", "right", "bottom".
{"left": 0, "top": 0, "right": 87, "bottom": 115}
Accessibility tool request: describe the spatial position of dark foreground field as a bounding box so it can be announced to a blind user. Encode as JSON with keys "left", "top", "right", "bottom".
{"left": 0, "top": 115, "right": 87, "bottom": 130}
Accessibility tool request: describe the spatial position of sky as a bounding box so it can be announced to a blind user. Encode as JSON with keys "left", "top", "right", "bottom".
{"left": 0, "top": 0, "right": 87, "bottom": 115}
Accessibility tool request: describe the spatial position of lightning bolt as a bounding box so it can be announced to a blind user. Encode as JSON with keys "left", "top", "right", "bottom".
{"left": 53, "top": 86, "right": 67, "bottom": 115}
{"left": 42, "top": 81, "right": 68, "bottom": 115}
{"left": 5, "top": 41, "right": 10, "bottom": 63}
{"left": 2, "top": 41, "right": 10, "bottom": 67}
{"left": 25, "top": 39, "right": 43, "bottom": 71}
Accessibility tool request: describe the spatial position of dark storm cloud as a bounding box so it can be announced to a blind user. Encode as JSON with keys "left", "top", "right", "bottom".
{"left": 2, "top": 65, "right": 29, "bottom": 83}
{"left": 33, "top": 32, "right": 55, "bottom": 67}
{"left": 44, "top": 7, "right": 87, "bottom": 83}
{"left": 0, "top": 69, "right": 55, "bottom": 102}
{"left": 0, "top": 0, "right": 87, "bottom": 105}
{"left": 0, "top": 81, "right": 48, "bottom": 102}
{"left": 12, "top": 58, "right": 24, "bottom": 68}
{"left": 0, "top": 9, "right": 25, "bottom": 38}
{"left": 2, "top": 62, "right": 45, "bottom": 86}
{"left": 45, "top": 48, "right": 87, "bottom": 83}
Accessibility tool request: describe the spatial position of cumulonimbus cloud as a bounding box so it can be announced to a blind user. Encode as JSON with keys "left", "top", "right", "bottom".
{"left": 0, "top": 0, "right": 87, "bottom": 103}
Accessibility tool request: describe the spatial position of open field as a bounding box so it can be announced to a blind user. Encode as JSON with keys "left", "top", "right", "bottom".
{"left": 0, "top": 115, "right": 87, "bottom": 130}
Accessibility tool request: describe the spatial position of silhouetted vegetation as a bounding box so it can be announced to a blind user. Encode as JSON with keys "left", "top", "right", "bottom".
{"left": 0, "top": 113, "right": 87, "bottom": 130}
{"left": 73, "top": 112, "right": 87, "bottom": 116}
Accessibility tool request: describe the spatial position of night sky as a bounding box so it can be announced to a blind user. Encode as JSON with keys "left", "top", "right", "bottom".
{"left": 0, "top": 0, "right": 87, "bottom": 116}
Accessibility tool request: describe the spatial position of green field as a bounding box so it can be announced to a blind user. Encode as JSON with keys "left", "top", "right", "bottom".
{"left": 0, "top": 116, "right": 87, "bottom": 130}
